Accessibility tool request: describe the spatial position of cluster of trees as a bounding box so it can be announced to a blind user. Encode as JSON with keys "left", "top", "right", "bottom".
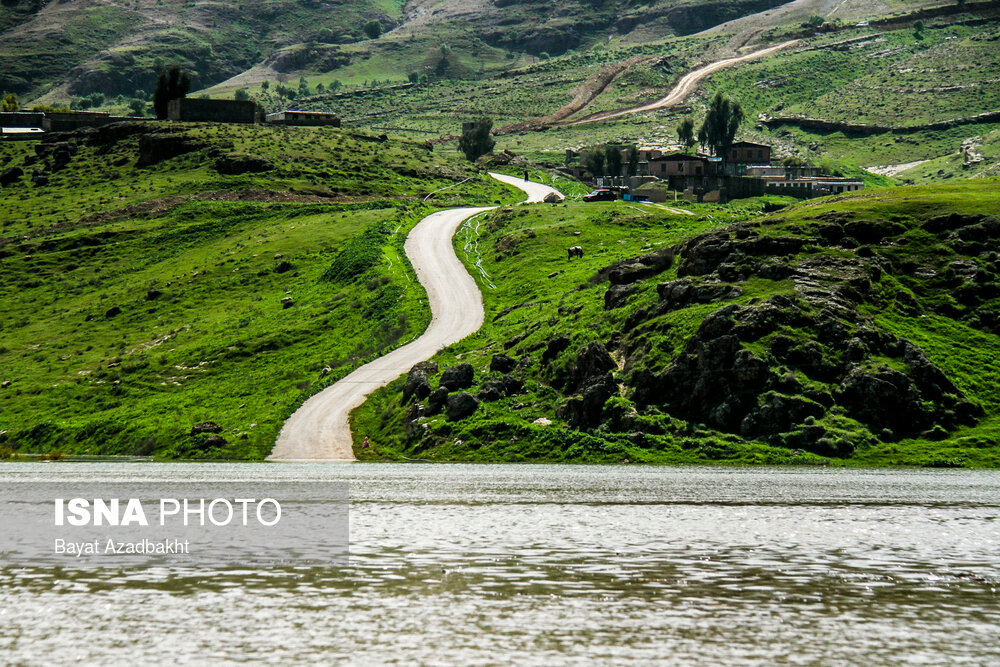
{"left": 70, "top": 92, "right": 106, "bottom": 110}
{"left": 673, "top": 93, "right": 744, "bottom": 156}
{"left": 696, "top": 93, "right": 744, "bottom": 155}
{"left": 581, "top": 144, "right": 640, "bottom": 178}
{"left": 459, "top": 117, "right": 495, "bottom": 161}
{"left": 153, "top": 66, "right": 191, "bottom": 119}
{"left": 1, "top": 93, "right": 18, "bottom": 112}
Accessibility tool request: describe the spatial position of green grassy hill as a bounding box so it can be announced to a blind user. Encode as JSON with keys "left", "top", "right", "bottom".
{"left": 0, "top": 122, "right": 514, "bottom": 459}
{"left": 4, "top": 0, "right": 788, "bottom": 104}
{"left": 352, "top": 179, "right": 1000, "bottom": 467}
{"left": 244, "top": 2, "right": 999, "bottom": 178}
{"left": 1, "top": 0, "right": 407, "bottom": 101}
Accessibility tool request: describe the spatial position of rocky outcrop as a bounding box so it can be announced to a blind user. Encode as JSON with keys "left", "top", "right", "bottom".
{"left": 760, "top": 109, "right": 1000, "bottom": 136}
{"left": 402, "top": 365, "right": 432, "bottom": 403}
{"left": 137, "top": 134, "right": 206, "bottom": 167}
{"left": 549, "top": 342, "right": 618, "bottom": 429}
{"left": 595, "top": 246, "right": 675, "bottom": 285}
{"left": 656, "top": 279, "right": 743, "bottom": 310}
{"left": 630, "top": 289, "right": 981, "bottom": 452}
{"left": 215, "top": 153, "right": 273, "bottom": 175}
{"left": 190, "top": 421, "right": 223, "bottom": 435}
{"left": 0, "top": 166, "right": 23, "bottom": 187}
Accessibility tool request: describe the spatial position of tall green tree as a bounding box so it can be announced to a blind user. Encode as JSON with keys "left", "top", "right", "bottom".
{"left": 697, "top": 93, "right": 744, "bottom": 156}
{"left": 153, "top": 66, "right": 191, "bottom": 119}
{"left": 604, "top": 145, "right": 623, "bottom": 178}
{"left": 1, "top": 93, "right": 19, "bottom": 112}
{"left": 583, "top": 147, "right": 606, "bottom": 178}
{"left": 625, "top": 145, "right": 640, "bottom": 176}
{"left": 458, "top": 118, "right": 495, "bottom": 161}
{"left": 677, "top": 118, "right": 696, "bottom": 149}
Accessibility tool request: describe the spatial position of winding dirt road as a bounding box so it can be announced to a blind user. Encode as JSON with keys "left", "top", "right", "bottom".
{"left": 570, "top": 40, "right": 801, "bottom": 125}
{"left": 267, "top": 172, "right": 562, "bottom": 461}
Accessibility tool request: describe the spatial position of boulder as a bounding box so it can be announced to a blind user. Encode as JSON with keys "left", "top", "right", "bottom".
{"left": 501, "top": 374, "right": 524, "bottom": 396}
{"left": 50, "top": 144, "right": 73, "bottom": 171}
{"left": 570, "top": 342, "right": 616, "bottom": 389}
{"left": 604, "top": 284, "right": 634, "bottom": 310}
{"left": 137, "top": 134, "right": 206, "bottom": 167}
{"left": 0, "top": 166, "right": 23, "bottom": 187}
{"left": 105, "top": 306, "right": 122, "bottom": 318}
{"left": 412, "top": 361, "right": 438, "bottom": 375}
{"left": 425, "top": 388, "right": 449, "bottom": 415}
{"left": 543, "top": 192, "right": 561, "bottom": 203}
{"left": 477, "top": 381, "right": 503, "bottom": 402}
{"left": 201, "top": 434, "right": 228, "bottom": 449}
{"left": 191, "top": 421, "right": 223, "bottom": 435}
{"left": 556, "top": 376, "right": 614, "bottom": 428}
{"left": 402, "top": 367, "right": 432, "bottom": 403}
{"left": 215, "top": 153, "right": 274, "bottom": 175}
{"left": 440, "top": 363, "right": 474, "bottom": 390}
{"left": 489, "top": 354, "right": 517, "bottom": 374}
{"left": 445, "top": 392, "right": 479, "bottom": 421}
{"left": 541, "top": 335, "right": 571, "bottom": 364}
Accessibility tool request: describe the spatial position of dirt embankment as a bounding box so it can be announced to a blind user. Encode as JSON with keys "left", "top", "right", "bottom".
{"left": 493, "top": 55, "right": 654, "bottom": 135}
{"left": 760, "top": 109, "right": 1000, "bottom": 135}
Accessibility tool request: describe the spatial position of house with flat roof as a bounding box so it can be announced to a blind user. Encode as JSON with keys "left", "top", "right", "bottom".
{"left": 265, "top": 110, "right": 341, "bottom": 127}
{"left": 725, "top": 141, "right": 771, "bottom": 165}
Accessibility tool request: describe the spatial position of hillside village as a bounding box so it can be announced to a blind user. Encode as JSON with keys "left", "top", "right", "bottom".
{"left": 566, "top": 141, "right": 864, "bottom": 202}
{"left": 3, "top": 101, "right": 862, "bottom": 204}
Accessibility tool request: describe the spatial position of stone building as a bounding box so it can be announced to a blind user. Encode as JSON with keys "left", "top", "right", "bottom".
{"left": 167, "top": 98, "right": 258, "bottom": 123}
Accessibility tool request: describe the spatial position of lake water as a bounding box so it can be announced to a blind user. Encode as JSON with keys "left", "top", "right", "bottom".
{"left": 1, "top": 463, "right": 999, "bottom": 665}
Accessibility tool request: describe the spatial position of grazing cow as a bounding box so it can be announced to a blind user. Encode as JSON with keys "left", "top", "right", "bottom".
{"left": 568, "top": 246, "right": 584, "bottom": 260}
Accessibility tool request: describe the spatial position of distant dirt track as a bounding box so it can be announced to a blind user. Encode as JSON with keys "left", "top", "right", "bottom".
{"left": 267, "top": 173, "right": 562, "bottom": 462}
{"left": 568, "top": 40, "right": 802, "bottom": 125}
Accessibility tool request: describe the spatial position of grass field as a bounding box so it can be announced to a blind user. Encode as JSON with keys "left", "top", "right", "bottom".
{"left": 0, "top": 123, "right": 518, "bottom": 459}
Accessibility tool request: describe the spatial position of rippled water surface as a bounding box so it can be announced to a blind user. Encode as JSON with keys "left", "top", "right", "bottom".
{"left": 2, "top": 463, "right": 999, "bottom": 665}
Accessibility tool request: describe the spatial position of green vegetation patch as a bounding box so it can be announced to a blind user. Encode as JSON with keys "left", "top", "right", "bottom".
{"left": 353, "top": 180, "right": 1000, "bottom": 467}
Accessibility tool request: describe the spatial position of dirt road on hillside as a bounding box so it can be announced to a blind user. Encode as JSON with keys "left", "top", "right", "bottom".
{"left": 267, "top": 173, "right": 563, "bottom": 461}
{"left": 569, "top": 40, "right": 801, "bottom": 125}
